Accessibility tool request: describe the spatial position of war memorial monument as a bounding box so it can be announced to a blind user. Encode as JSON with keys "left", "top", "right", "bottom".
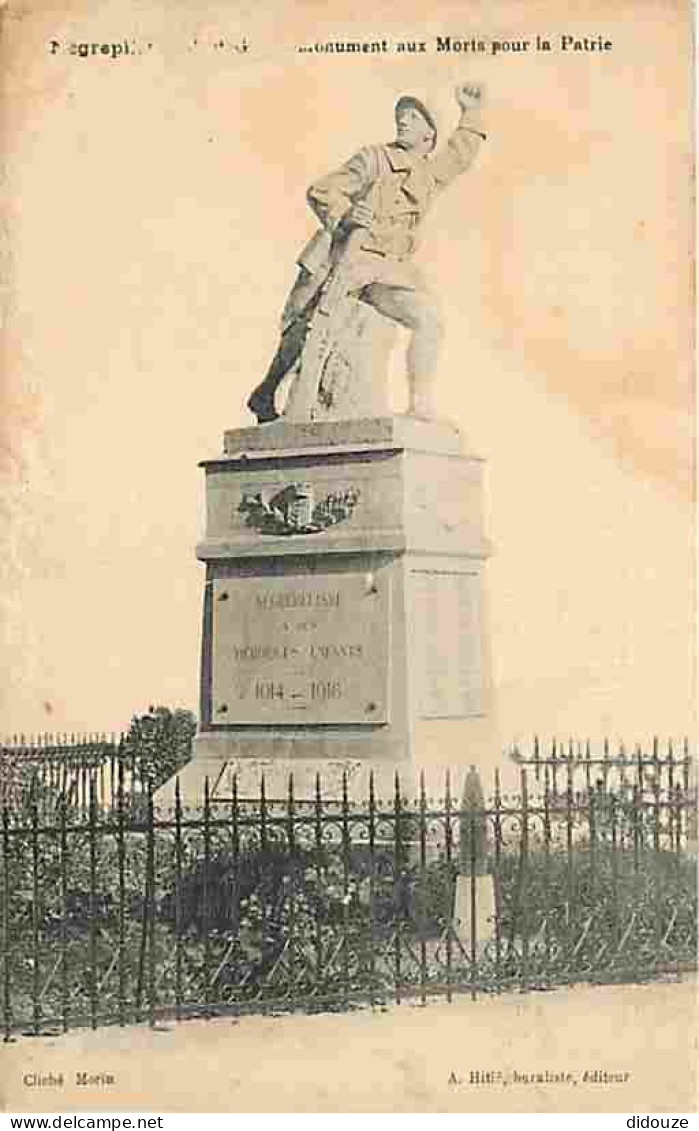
{"left": 165, "top": 83, "right": 494, "bottom": 804}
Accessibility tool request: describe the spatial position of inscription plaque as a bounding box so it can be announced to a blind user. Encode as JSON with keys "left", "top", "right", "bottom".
{"left": 211, "top": 571, "right": 390, "bottom": 724}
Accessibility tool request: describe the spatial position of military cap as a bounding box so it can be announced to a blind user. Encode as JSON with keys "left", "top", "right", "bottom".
{"left": 394, "top": 95, "right": 438, "bottom": 149}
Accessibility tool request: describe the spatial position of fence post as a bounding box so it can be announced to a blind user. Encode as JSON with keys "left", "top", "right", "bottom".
{"left": 543, "top": 764, "right": 552, "bottom": 971}
{"left": 392, "top": 770, "right": 402, "bottom": 1006}
{"left": 443, "top": 770, "right": 453, "bottom": 1004}
{"left": 667, "top": 740, "right": 676, "bottom": 853}
{"left": 116, "top": 755, "right": 126, "bottom": 1027}
{"left": 259, "top": 775, "right": 268, "bottom": 993}
{"left": 673, "top": 782, "right": 682, "bottom": 863}
{"left": 135, "top": 785, "right": 153, "bottom": 1024}
{"left": 683, "top": 740, "right": 697, "bottom": 849}
{"left": 634, "top": 782, "right": 645, "bottom": 885}
{"left": 30, "top": 776, "right": 41, "bottom": 1036}
{"left": 589, "top": 780, "right": 597, "bottom": 924}
{"left": 287, "top": 774, "right": 298, "bottom": 1005}
{"left": 99, "top": 751, "right": 105, "bottom": 811}
{"left": 88, "top": 774, "right": 98, "bottom": 1030}
{"left": 520, "top": 768, "right": 530, "bottom": 993}
{"left": 493, "top": 769, "right": 503, "bottom": 990}
{"left": 418, "top": 771, "right": 428, "bottom": 1006}
{"left": 551, "top": 737, "right": 560, "bottom": 800}
{"left": 203, "top": 776, "right": 211, "bottom": 1018}
{"left": 367, "top": 771, "right": 376, "bottom": 1008}
{"left": 468, "top": 777, "right": 478, "bottom": 1000}
{"left": 583, "top": 741, "right": 592, "bottom": 795}
{"left": 341, "top": 771, "right": 351, "bottom": 1008}
{"left": 59, "top": 796, "right": 69, "bottom": 1033}
{"left": 174, "top": 776, "right": 183, "bottom": 1022}
{"left": 2, "top": 803, "right": 11, "bottom": 1040}
{"left": 313, "top": 773, "right": 325, "bottom": 997}
{"left": 602, "top": 737, "right": 611, "bottom": 793}
{"left": 610, "top": 794, "right": 620, "bottom": 956}
{"left": 565, "top": 759, "right": 574, "bottom": 963}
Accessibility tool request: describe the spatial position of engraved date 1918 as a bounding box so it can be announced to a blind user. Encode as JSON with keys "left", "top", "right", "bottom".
{"left": 254, "top": 679, "right": 342, "bottom": 703}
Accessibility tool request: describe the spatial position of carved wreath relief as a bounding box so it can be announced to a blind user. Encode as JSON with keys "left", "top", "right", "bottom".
{"left": 238, "top": 482, "right": 360, "bottom": 536}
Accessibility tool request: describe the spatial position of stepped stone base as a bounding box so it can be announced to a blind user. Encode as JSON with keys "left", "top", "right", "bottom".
{"left": 158, "top": 414, "right": 497, "bottom": 808}
{"left": 156, "top": 753, "right": 490, "bottom": 809}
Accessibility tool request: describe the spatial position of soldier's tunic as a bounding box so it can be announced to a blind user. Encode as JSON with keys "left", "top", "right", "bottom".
{"left": 280, "top": 114, "right": 485, "bottom": 329}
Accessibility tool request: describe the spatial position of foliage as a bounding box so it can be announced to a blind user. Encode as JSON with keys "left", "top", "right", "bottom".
{"left": 122, "top": 706, "right": 196, "bottom": 790}
{"left": 0, "top": 789, "right": 696, "bottom": 1031}
{"left": 0, "top": 707, "right": 198, "bottom": 822}
{"left": 493, "top": 845, "right": 697, "bottom": 974}
{"left": 0, "top": 756, "right": 43, "bottom": 820}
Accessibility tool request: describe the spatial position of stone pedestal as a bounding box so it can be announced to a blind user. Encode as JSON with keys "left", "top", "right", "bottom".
{"left": 284, "top": 302, "right": 395, "bottom": 422}
{"left": 161, "top": 415, "right": 495, "bottom": 805}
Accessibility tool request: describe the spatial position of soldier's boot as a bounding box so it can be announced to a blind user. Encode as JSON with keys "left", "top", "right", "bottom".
{"left": 246, "top": 318, "right": 309, "bottom": 424}
{"left": 246, "top": 382, "right": 280, "bottom": 424}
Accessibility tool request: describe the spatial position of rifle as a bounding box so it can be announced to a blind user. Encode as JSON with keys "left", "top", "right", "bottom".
{"left": 283, "top": 226, "right": 367, "bottom": 422}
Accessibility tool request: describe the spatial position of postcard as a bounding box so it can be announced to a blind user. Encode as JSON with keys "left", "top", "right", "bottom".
{"left": 0, "top": 0, "right": 695, "bottom": 1114}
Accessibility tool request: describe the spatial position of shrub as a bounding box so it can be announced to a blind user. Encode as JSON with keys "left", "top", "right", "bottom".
{"left": 122, "top": 706, "right": 196, "bottom": 791}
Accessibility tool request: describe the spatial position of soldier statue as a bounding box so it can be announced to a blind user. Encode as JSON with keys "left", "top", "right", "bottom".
{"left": 247, "top": 83, "right": 486, "bottom": 424}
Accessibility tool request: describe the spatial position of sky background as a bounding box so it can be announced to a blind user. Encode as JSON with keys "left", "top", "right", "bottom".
{"left": 0, "top": 0, "right": 694, "bottom": 750}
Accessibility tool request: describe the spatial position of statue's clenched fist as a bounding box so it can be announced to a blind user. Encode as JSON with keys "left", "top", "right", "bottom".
{"left": 455, "top": 83, "right": 484, "bottom": 110}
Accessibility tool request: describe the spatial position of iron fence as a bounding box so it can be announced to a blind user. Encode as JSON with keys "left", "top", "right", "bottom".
{"left": 0, "top": 734, "right": 155, "bottom": 817}
{"left": 2, "top": 734, "right": 693, "bottom": 817}
{"left": 508, "top": 737, "right": 694, "bottom": 799}
{"left": 0, "top": 760, "right": 695, "bottom": 1038}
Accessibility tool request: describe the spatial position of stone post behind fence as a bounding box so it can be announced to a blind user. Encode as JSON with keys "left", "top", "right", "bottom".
{"left": 454, "top": 765, "right": 496, "bottom": 950}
